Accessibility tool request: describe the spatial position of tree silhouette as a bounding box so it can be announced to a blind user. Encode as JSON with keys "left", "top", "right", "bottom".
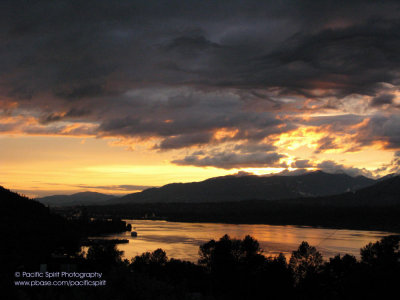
{"left": 315, "top": 254, "right": 361, "bottom": 299}
{"left": 132, "top": 248, "right": 168, "bottom": 266}
{"left": 289, "top": 241, "right": 323, "bottom": 284}
{"left": 86, "top": 243, "right": 123, "bottom": 272}
{"left": 198, "top": 235, "right": 292, "bottom": 299}
{"left": 361, "top": 235, "right": 400, "bottom": 267}
{"left": 359, "top": 235, "right": 400, "bottom": 299}
{"left": 198, "top": 234, "right": 265, "bottom": 274}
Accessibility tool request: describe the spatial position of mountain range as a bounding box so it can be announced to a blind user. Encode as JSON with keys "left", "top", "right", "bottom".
{"left": 2, "top": 172, "right": 400, "bottom": 231}
{"left": 290, "top": 174, "right": 400, "bottom": 207}
{"left": 83, "top": 173, "right": 400, "bottom": 231}
{"left": 37, "top": 191, "right": 116, "bottom": 207}
{"left": 36, "top": 171, "right": 377, "bottom": 206}
{"left": 117, "top": 171, "right": 375, "bottom": 204}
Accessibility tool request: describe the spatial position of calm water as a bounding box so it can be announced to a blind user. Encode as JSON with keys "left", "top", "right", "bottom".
{"left": 92, "top": 220, "right": 396, "bottom": 262}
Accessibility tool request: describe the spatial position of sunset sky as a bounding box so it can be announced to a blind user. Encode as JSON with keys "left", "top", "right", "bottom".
{"left": 1, "top": 1, "right": 400, "bottom": 197}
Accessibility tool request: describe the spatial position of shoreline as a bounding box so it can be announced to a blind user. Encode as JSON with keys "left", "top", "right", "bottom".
{"left": 122, "top": 217, "right": 400, "bottom": 234}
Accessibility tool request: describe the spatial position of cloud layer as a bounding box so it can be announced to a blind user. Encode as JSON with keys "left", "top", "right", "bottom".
{"left": 1, "top": 1, "right": 400, "bottom": 172}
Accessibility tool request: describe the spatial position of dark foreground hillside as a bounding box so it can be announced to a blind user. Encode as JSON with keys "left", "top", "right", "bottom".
{"left": 0, "top": 186, "right": 80, "bottom": 278}
{"left": 0, "top": 186, "right": 129, "bottom": 292}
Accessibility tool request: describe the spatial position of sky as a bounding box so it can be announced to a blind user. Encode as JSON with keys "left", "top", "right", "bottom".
{"left": 1, "top": 0, "right": 400, "bottom": 197}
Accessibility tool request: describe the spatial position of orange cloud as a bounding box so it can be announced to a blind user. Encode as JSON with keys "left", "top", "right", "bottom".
{"left": 0, "top": 114, "right": 97, "bottom": 137}
{"left": 213, "top": 128, "right": 239, "bottom": 141}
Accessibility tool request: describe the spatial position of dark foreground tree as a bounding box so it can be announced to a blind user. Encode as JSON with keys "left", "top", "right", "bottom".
{"left": 361, "top": 235, "right": 400, "bottom": 267}
{"left": 289, "top": 241, "right": 323, "bottom": 285}
{"left": 359, "top": 235, "right": 400, "bottom": 299}
{"left": 199, "top": 234, "right": 294, "bottom": 300}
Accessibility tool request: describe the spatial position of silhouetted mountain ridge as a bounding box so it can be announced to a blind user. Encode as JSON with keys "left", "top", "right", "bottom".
{"left": 85, "top": 175, "right": 400, "bottom": 232}
{"left": 294, "top": 174, "right": 400, "bottom": 206}
{"left": 37, "top": 191, "right": 117, "bottom": 207}
{"left": 118, "top": 171, "right": 375, "bottom": 204}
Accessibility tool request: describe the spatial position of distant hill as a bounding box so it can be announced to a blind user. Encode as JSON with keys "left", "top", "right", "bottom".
{"left": 299, "top": 174, "right": 400, "bottom": 207}
{"left": 358, "top": 175, "right": 400, "bottom": 205}
{"left": 37, "top": 191, "right": 117, "bottom": 207}
{"left": 118, "top": 171, "right": 375, "bottom": 204}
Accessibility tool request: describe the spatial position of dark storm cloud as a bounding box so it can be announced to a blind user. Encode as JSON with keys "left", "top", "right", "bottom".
{"left": 291, "top": 160, "right": 313, "bottom": 169}
{"left": 1, "top": 0, "right": 400, "bottom": 168}
{"left": 39, "top": 112, "right": 64, "bottom": 124}
{"left": 353, "top": 114, "right": 400, "bottom": 149}
{"left": 233, "top": 143, "right": 276, "bottom": 153}
{"left": 37, "top": 107, "right": 93, "bottom": 125}
{"left": 172, "top": 151, "right": 285, "bottom": 169}
{"left": 96, "top": 87, "right": 288, "bottom": 147}
{"left": 252, "top": 19, "right": 400, "bottom": 97}
{"left": 2, "top": 0, "right": 400, "bottom": 100}
{"left": 156, "top": 132, "right": 214, "bottom": 150}
{"left": 315, "top": 136, "right": 338, "bottom": 153}
{"left": 302, "top": 115, "right": 365, "bottom": 128}
{"left": 316, "top": 160, "right": 374, "bottom": 178}
{"left": 370, "top": 94, "right": 395, "bottom": 107}
{"left": 287, "top": 159, "right": 374, "bottom": 177}
{"left": 171, "top": 141, "right": 283, "bottom": 168}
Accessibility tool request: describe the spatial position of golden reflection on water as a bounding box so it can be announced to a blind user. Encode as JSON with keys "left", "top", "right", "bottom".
{"left": 94, "top": 220, "right": 395, "bottom": 262}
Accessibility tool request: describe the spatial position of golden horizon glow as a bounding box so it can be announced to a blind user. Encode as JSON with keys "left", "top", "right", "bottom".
{"left": 1, "top": 129, "right": 397, "bottom": 198}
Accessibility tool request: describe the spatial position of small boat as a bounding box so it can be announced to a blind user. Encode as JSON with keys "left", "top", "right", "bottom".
{"left": 131, "top": 231, "right": 138, "bottom": 237}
